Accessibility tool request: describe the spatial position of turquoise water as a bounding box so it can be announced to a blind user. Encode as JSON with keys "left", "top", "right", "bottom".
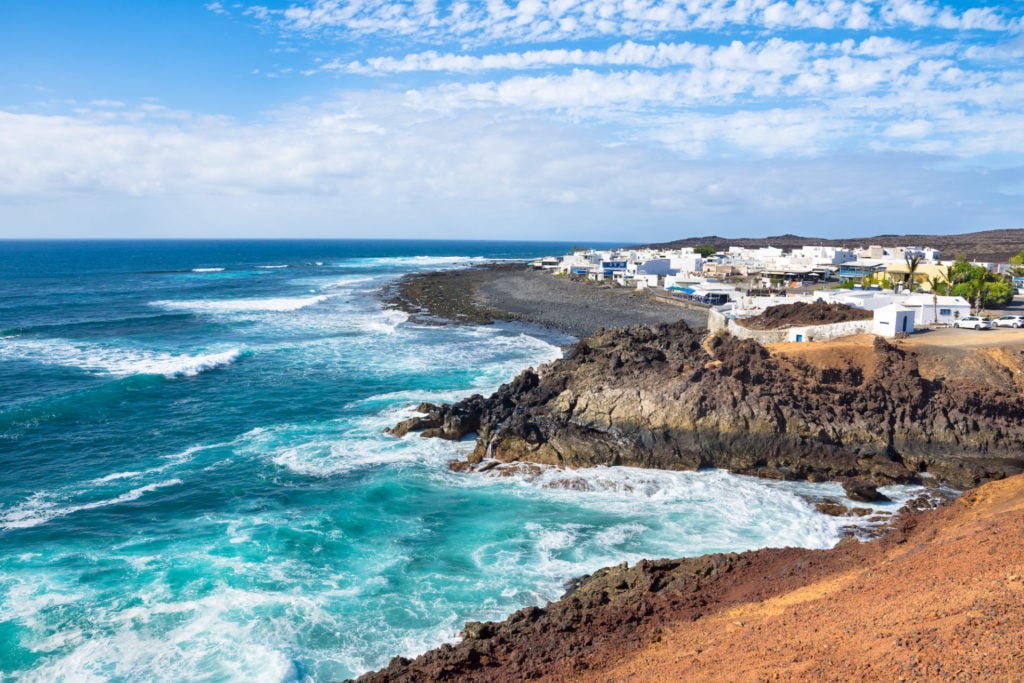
{"left": 0, "top": 240, "right": 923, "bottom": 681}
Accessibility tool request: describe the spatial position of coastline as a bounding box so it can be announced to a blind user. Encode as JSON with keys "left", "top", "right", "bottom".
{"left": 382, "top": 262, "right": 709, "bottom": 339}
{"left": 352, "top": 473, "right": 1024, "bottom": 682}
{"left": 361, "top": 263, "right": 1024, "bottom": 681}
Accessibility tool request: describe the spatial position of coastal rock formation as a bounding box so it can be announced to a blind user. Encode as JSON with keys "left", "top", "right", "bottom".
{"left": 392, "top": 321, "right": 1024, "bottom": 489}
{"left": 351, "top": 473, "right": 1024, "bottom": 682}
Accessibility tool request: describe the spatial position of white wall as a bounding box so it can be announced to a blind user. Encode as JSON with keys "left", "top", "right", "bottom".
{"left": 872, "top": 308, "right": 915, "bottom": 337}
{"left": 707, "top": 308, "right": 874, "bottom": 343}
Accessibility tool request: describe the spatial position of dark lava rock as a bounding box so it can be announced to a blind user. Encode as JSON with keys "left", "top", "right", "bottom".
{"left": 739, "top": 300, "right": 873, "bottom": 330}
{"left": 381, "top": 265, "right": 517, "bottom": 327}
{"left": 843, "top": 480, "right": 892, "bottom": 503}
{"left": 391, "top": 321, "right": 1024, "bottom": 489}
{"left": 816, "top": 501, "right": 853, "bottom": 516}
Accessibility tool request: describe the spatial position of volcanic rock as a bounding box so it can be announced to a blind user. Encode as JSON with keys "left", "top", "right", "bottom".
{"left": 740, "top": 300, "right": 873, "bottom": 330}
{"left": 842, "top": 480, "right": 892, "bottom": 502}
{"left": 392, "top": 321, "right": 1024, "bottom": 489}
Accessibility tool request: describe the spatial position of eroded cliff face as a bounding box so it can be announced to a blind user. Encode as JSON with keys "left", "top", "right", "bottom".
{"left": 390, "top": 322, "right": 1024, "bottom": 489}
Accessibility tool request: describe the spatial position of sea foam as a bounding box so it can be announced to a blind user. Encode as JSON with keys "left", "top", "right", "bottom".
{"left": 152, "top": 295, "right": 327, "bottom": 313}
{"left": 0, "top": 338, "right": 243, "bottom": 378}
{"left": 0, "top": 479, "right": 184, "bottom": 530}
{"left": 456, "top": 465, "right": 903, "bottom": 555}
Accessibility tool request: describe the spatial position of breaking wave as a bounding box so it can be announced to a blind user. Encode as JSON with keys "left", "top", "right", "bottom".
{"left": 1, "top": 479, "right": 184, "bottom": 530}
{"left": 0, "top": 338, "right": 244, "bottom": 378}
{"left": 152, "top": 295, "right": 328, "bottom": 313}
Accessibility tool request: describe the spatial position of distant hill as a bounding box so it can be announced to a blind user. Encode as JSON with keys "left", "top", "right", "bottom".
{"left": 639, "top": 228, "right": 1024, "bottom": 263}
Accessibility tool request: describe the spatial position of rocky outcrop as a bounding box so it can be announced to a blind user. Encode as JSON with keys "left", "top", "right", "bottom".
{"left": 392, "top": 321, "right": 1024, "bottom": 489}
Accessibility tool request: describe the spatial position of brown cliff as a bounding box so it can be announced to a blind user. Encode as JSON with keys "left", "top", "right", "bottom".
{"left": 390, "top": 322, "right": 1024, "bottom": 489}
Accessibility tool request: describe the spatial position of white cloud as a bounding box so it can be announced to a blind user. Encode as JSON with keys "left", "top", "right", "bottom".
{"left": 882, "top": 0, "right": 937, "bottom": 27}
{"left": 8, "top": 1, "right": 1022, "bottom": 238}
{"left": 884, "top": 118, "right": 934, "bottom": 137}
{"left": 390, "top": 39, "right": 1024, "bottom": 147}
{"left": 2, "top": 97, "right": 1020, "bottom": 239}
{"left": 323, "top": 34, "right": 1024, "bottom": 147}
{"left": 845, "top": 1, "right": 872, "bottom": 28}
{"left": 332, "top": 40, "right": 715, "bottom": 74}
{"left": 231, "top": 0, "right": 1019, "bottom": 42}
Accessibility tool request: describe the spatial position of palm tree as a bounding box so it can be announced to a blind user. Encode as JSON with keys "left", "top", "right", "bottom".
{"left": 926, "top": 270, "right": 951, "bottom": 324}
{"left": 903, "top": 253, "right": 923, "bottom": 292}
{"left": 967, "top": 270, "right": 988, "bottom": 314}
{"left": 1009, "top": 250, "right": 1024, "bottom": 277}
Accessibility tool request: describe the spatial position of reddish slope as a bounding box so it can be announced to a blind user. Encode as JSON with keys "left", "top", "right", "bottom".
{"left": 595, "top": 474, "right": 1024, "bottom": 682}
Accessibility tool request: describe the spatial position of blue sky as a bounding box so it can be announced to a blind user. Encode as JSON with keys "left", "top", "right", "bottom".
{"left": 1, "top": 0, "right": 1022, "bottom": 241}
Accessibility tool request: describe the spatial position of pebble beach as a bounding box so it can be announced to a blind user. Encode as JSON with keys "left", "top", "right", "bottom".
{"left": 384, "top": 262, "right": 709, "bottom": 339}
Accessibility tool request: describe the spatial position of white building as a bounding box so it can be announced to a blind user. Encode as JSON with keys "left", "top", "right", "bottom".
{"left": 789, "top": 245, "right": 858, "bottom": 267}
{"left": 557, "top": 251, "right": 599, "bottom": 275}
{"left": 634, "top": 274, "right": 660, "bottom": 290}
{"left": 627, "top": 258, "right": 674, "bottom": 278}
{"left": 895, "top": 293, "right": 971, "bottom": 325}
{"left": 669, "top": 250, "right": 704, "bottom": 275}
{"left": 872, "top": 304, "right": 916, "bottom": 337}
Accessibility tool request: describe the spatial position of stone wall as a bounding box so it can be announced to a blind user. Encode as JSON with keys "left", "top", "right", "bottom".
{"left": 708, "top": 307, "right": 874, "bottom": 343}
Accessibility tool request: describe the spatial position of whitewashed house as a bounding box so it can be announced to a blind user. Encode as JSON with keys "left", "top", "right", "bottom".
{"left": 872, "top": 304, "right": 916, "bottom": 337}
{"left": 627, "top": 258, "right": 674, "bottom": 278}
{"left": 634, "top": 274, "right": 661, "bottom": 289}
{"left": 896, "top": 293, "right": 971, "bottom": 326}
{"left": 669, "top": 250, "right": 704, "bottom": 276}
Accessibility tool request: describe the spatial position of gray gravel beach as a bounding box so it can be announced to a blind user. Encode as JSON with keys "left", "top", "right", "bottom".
{"left": 384, "top": 263, "right": 708, "bottom": 339}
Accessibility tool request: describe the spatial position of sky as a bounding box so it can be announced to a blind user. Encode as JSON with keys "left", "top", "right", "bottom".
{"left": 0, "top": 0, "right": 1022, "bottom": 241}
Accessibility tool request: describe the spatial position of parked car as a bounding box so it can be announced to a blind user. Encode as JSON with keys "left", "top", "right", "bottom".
{"left": 993, "top": 315, "right": 1024, "bottom": 328}
{"left": 954, "top": 315, "right": 992, "bottom": 330}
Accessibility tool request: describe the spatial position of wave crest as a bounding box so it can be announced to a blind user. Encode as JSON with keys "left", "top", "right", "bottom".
{"left": 1, "top": 479, "right": 184, "bottom": 530}
{"left": 0, "top": 338, "right": 244, "bottom": 378}
{"left": 152, "top": 295, "right": 327, "bottom": 313}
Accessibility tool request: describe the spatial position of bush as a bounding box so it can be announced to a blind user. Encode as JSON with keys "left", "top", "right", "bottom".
{"left": 985, "top": 279, "right": 1015, "bottom": 308}
{"left": 951, "top": 282, "right": 972, "bottom": 299}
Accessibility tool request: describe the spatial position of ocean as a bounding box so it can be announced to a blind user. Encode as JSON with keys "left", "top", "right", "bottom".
{"left": 0, "top": 240, "right": 924, "bottom": 681}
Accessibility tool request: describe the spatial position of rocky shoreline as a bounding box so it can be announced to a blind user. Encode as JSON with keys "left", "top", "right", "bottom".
{"left": 382, "top": 262, "right": 708, "bottom": 339}
{"left": 352, "top": 473, "right": 1024, "bottom": 682}
{"left": 360, "top": 265, "right": 1024, "bottom": 681}
{"left": 391, "top": 320, "right": 1024, "bottom": 490}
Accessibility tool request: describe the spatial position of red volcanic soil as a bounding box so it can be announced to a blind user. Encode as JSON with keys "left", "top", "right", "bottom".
{"left": 593, "top": 474, "right": 1024, "bottom": 681}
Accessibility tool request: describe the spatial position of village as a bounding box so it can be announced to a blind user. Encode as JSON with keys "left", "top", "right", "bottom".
{"left": 536, "top": 243, "right": 1024, "bottom": 340}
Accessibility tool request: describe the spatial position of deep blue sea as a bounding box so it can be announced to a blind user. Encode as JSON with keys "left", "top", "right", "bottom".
{"left": 0, "top": 240, "right": 924, "bottom": 681}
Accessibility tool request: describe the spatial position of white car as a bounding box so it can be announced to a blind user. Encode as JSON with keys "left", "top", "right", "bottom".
{"left": 993, "top": 315, "right": 1024, "bottom": 328}
{"left": 954, "top": 315, "right": 992, "bottom": 330}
